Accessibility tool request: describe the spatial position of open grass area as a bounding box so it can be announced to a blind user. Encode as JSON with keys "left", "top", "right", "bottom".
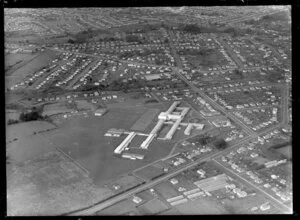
{"left": 6, "top": 121, "right": 56, "bottom": 142}
{"left": 174, "top": 197, "right": 228, "bottom": 214}
{"left": 220, "top": 194, "right": 281, "bottom": 214}
{"left": 7, "top": 134, "right": 56, "bottom": 164}
{"left": 134, "top": 165, "right": 165, "bottom": 181}
{"left": 138, "top": 198, "right": 169, "bottom": 214}
{"left": 130, "top": 108, "right": 160, "bottom": 131}
{"left": 154, "top": 181, "right": 180, "bottom": 200}
{"left": 5, "top": 50, "right": 58, "bottom": 89}
{"left": 7, "top": 150, "right": 113, "bottom": 216}
{"left": 40, "top": 106, "right": 174, "bottom": 186}
{"left": 5, "top": 53, "right": 38, "bottom": 73}
{"left": 97, "top": 199, "right": 138, "bottom": 215}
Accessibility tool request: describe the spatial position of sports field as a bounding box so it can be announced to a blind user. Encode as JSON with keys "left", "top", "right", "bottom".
{"left": 40, "top": 106, "right": 174, "bottom": 186}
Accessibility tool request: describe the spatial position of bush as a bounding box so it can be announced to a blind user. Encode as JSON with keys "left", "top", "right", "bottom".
{"left": 7, "top": 119, "right": 19, "bottom": 125}
{"left": 214, "top": 139, "right": 228, "bottom": 150}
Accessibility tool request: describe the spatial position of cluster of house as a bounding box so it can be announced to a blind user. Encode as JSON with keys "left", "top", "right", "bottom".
{"left": 221, "top": 136, "right": 291, "bottom": 203}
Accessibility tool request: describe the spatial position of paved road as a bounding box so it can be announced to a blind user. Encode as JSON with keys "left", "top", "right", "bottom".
{"left": 172, "top": 68, "right": 257, "bottom": 137}
{"left": 217, "top": 37, "right": 244, "bottom": 69}
{"left": 67, "top": 135, "right": 254, "bottom": 216}
{"left": 212, "top": 159, "right": 292, "bottom": 213}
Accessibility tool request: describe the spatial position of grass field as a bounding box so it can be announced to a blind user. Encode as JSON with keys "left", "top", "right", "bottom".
{"left": 7, "top": 150, "right": 114, "bottom": 216}
{"left": 276, "top": 145, "right": 292, "bottom": 159}
{"left": 134, "top": 165, "right": 165, "bottom": 181}
{"left": 5, "top": 53, "right": 38, "bottom": 72}
{"left": 158, "top": 208, "right": 181, "bottom": 215}
{"left": 130, "top": 108, "right": 160, "bottom": 131}
{"left": 6, "top": 121, "right": 56, "bottom": 142}
{"left": 154, "top": 182, "right": 180, "bottom": 200}
{"left": 137, "top": 198, "right": 169, "bottom": 214}
{"left": 7, "top": 134, "right": 56, "bottom": 164}
{"left": 40, "top": 106, "right": 174, "bottom": 186}
{"left": 174, "top": 197, "right": 228, "bottom": 214}
{"left": 97, "top": 199, "right": 138, "bottom": 215}
{"left": 220, "top": 194, "right": 281, "bottom": 214}
{"left": 136, "top": 190, "right": 156, "bottom": 202}
{"left": 5, "top": 50, "right": 58, "bottom": 89}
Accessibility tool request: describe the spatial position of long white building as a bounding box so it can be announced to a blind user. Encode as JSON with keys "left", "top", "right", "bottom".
{"left": 114, "top": 131, "right": 136, "bottom": 154}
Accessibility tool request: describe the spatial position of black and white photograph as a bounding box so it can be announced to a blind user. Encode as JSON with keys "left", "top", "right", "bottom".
{"left": 4, "top": 3, "right": 293, "bottom": 216}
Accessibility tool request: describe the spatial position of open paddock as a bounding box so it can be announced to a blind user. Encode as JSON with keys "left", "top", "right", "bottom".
{"left": 7, "top": 150, "right": 113, "bottom": 216}
{"left": 6, "top": 121, "right": 56, "bottom": 142}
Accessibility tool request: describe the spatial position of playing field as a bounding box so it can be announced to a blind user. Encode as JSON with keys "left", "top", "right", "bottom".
{"left": 41, "top": 106, "right": 174, "bottom": 186}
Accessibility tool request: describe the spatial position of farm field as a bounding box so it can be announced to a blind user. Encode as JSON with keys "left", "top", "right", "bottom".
{"left": 6, "top": 121, "right": 56, "bottom": 142}
{"left": 39, "top": 106, "right": 174, "bottom": 186}
{"left": 5, "top": 50, "right": 58, "bottom": 89}
{"left": 7, "top": 150, "right": 114, "bottom": 216}
{"left": 5, "top": 53, "right": 38, "bottom": 73}
{"left": 7, "top": 134, "right": 56, "bottom": 164}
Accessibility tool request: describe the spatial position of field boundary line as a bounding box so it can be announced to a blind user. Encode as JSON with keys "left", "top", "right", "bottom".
{"left": 55, "top": 146, "right": 90, "bottom": 176}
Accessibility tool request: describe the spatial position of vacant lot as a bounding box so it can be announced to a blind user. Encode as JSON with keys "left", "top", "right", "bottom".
{"left": 42, "top": 102, "right": 74, "bottom": 116}
{"left": 276, "top": 145, "right": 292, "bottom": 159}
{"left": 136, "top": 190, "right": 155, "bottom": 202}
{"left": 106, "top": 174, "right": 144, "bottom": 192}
{"left": 174, "top": 197, "right": 227, "bottom": 214}
{"left": 97, "top": 199, "right": 138, "bottom": 215}
{"left": 40, "top": 106, "right": 174, "bottom": 186}
{"left": 7, "top": 150, "right": 113, "bottom": 216}
{"left": 221, "top": 194, "right": 281, "bottom": 214}
{"left": 138, "top": 198, "right": 169, "bottom": 214}
{"left": 154, "top": 182, "right": 180, "bottom": 200}
{"left": 134, "top": 165, "right": 165, "bottom": 181}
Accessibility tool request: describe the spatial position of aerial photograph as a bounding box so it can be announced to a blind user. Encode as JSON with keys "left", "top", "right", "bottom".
{"left": 5, "top": 6, "right": 292, "bottom": 215}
